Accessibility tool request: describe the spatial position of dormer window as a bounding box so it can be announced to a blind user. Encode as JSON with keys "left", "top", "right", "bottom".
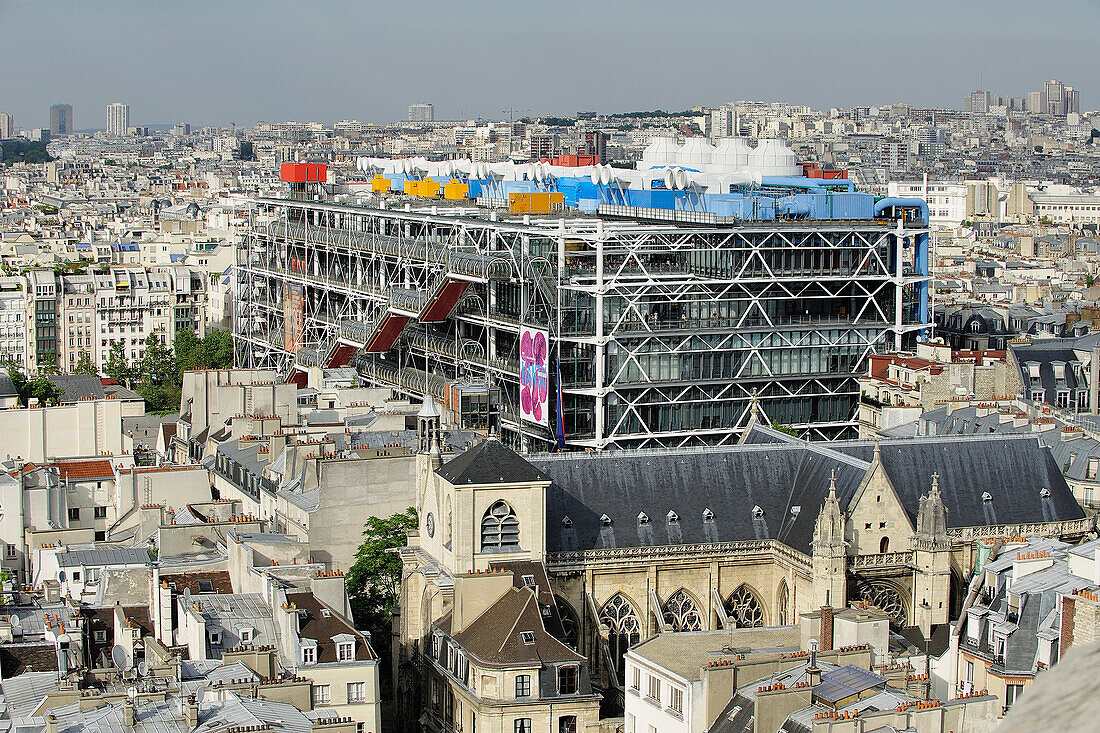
{"left": 520, "top": 631, "right": 536, "bottom": 645}
{"left": 600, "top": 514, "right": 613, "bottom": 527}
{"left": 702, "top": 508, "right": 714, "bottom": 523}
{"left": 637, "top": 512, "right": 650, "bottom": 526}
{"left": 982, "top": 492, "right": 993, "bottom": 502}
{"left": 666, "top": 511, "right": 678, "bottom": 525}
{"left": 239, "top": 627, "right": 254, "bottom": 643}
{"left": 560, "top": 516, "right": 573, "bottom": 529}
{"left": 336, "top": 641, "right": 355, "bottom": 661}
{"left": 208, "top": 630, "right": 222, "bottom": 646}
{"left": 301, "top": 643, "right": 316, "bottom": 665}
{"left": 522, "top": 575, "right": 536, "bottom": 587}
{"left": 752, "top": 505, "right": 765, "bottom": 519}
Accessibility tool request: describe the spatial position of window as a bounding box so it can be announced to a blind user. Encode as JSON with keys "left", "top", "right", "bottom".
{"left": 514, "top": 720, "right": 532, "bottom": 733}
{"left": 648, "top": 674, "right": 661, "bottom": 703}
{"left": 558, "top": 665, "right": 578, "bottom": 695}
{"left": 68, "top": 507, "right": 80, "bottom": 522}
{"left": 302, "top": 645, "right": 316, "bottom": 664}
{"left": 632, "top": 667, "right": 641, "bottom": 691}
{"left": 5, "top": 544, "right": 16, "bottom": 559}
{"left": 1005, "top": 683, "right": 1024, "bottom": 709}
{"left": 515, "top": 674, "right": 531, "bottom": 698}
{"left": 347, "top": 682, "right": 366, "bottom": 703}
{"left": 559, "top": 716, "right": 578, "bottom": 733}
{"left": 197, "top": 579, "right": 214, "bottom": 593}
{"left": 93, "top": 507, "right": 107, "bottom": 519}
{"left": 670, "top": 686, "right": 684, "bottom": 714}
{"left": 94, "top": 630, "right": 107, "bottom": 643}
{"left": 239, "top": 628, "right": 253, "bottom": 643}
{"left": 86, "top": 568, "right": 100, "bottom": 585}
{"left": 481, "top": 501, "right": 520, "bottom": 550}
{"left": 208, "top": 630, "right": 221, "bottom": 646}
{"left": 520, "top": 631, "right": 536, "bottom": 645}
{"left": 337, "top": 641, "right": 355, "bottom": 661}
{"left": 311, "top": 684, "right": 331, "bottom": 705}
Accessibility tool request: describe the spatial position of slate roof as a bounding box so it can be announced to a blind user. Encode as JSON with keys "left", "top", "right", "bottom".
{"left": 46, "top": 374, "right": 105, "bottom": 402}
{"left": 286, "top": 590, "right": 375, "bottom": 663}
{"left": 0, "top": 372, "right": 17, "bottom": 399}
{"left": 490, "top": 429, "right": 1084, "bottom": 555}
{"left": 56, "top": 545, "right": 151, "bottom": 568}
{"left": 450, "top": 586, "right": 584, "bottom": 667}
{"left": 437, "top": 437, "right": 549, "bottom": 485}
{"left": 830, "top": 434, "right": 1082, "bottom": 528}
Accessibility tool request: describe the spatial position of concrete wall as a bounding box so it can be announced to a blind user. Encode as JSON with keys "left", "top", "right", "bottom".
{"left": 0, "top": 399, "right": 123, "bottom": 462}
{"left": 306, "top": 455, "right": 418, "bottom": 569}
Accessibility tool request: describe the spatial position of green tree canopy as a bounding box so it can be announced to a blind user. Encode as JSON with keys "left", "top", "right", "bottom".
{"left": 6, "top": 367, "right": 62, "bottom": 407}
{"left": 73, "top": 352, "right": 98, "bottom": 375}
{"left": 103, "top": 341, "right": 135, "bottom": 387}
{"left": 345, "top": 507, "right": 417, "bottom": 630}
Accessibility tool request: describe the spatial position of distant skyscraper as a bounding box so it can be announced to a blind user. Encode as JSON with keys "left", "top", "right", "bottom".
{"left": 0, "top": 113, "right": 13, "bottom": 140}
{"left": 1044, "top": 79, "right": 1066, "bottom": 115}
{"left": 964, "top": 90, "right": 990, "bottom": 114}
{"left": 408, "top": 103, "right": 434, "bottom": 122}
{"left": 106, "top": 103, "right": 130, "bottom": 136}
{"left": 709, "top": 104, "right": 737, "bottom": 139}
{"left": 1066, "top": 86, "right": 1080, "bottom": 115}
{"left": 1026, "top": 90, "right": 1043, "bottom": 113}
{"left": 49, "top": 104, "right": 73, "bottom": 136}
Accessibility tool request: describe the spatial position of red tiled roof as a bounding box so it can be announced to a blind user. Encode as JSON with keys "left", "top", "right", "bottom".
{"left": 10, "top": 459, "right": 115, "bottom": 481}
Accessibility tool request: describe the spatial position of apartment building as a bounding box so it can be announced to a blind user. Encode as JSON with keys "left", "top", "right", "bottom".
{"left": 59, "top": 273, "right": 96, "bottom": 372}
{"left": 0, "top": 276, "right": 28, "bottom": 370}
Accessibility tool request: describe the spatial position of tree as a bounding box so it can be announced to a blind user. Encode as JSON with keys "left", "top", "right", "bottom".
{"left": 6, "top": 367, "right": 61, "bottom": 407}
{"left": 103, "top": 341, "right": 135, "bottom": 387}
{"left": 345, "top": 507, "right": 418, "bottom": 630}
{"left": 136, "top": 334, "right": 181, "bottom": 412}
{"left": 73, "top": 352, "right": 98, "bottom": 375}
{"left": 174, "top": 330, "right": 203, "bottom": 373}
{"left": 203, "top": 329, "right": 233, "bottom": 369}
{"left": 36, "top": 352, "right": 60, "bottom": 376}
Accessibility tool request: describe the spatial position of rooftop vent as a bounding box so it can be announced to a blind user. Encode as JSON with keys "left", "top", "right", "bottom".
{"left": 752, "top": 505, "right": 765, "bottom": 519}
{"left": 667, "top": 511, "right": 679, "bottom": 525}
{"left": 1040, "top": 488, "right": 1051, "bottom": 498}
{"left": 982, "top": 492, "right": 993, "bottom": 502}
{"left": 702, "top": 508, "right": 714, "bottom": 522}
{"left": 637, "top": 512, "right": 650, "bottom": 526}
{"left": 560, "top": 516, "right": 573, "bottom": 528}
{"left": 600, "top": 514, "right": 612, "bottom": 527}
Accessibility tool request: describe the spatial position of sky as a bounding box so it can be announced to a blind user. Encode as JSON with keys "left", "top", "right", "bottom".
{"left": 1, "top": 0, "right": 1097, "bottom": 129}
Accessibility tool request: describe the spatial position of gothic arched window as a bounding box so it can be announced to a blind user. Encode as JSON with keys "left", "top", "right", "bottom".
{"left": 880, "top": 536, "right": 890, "bottom": 554}
{"left": 554, "top": 596, "right": 579, "bottom": 650}
{"left": 599, "top": 594, "right": 641, "bottom": 679}
{"left": 725, "top": 585, "right": 765, "bottom": 628}
{"left": 856, "top": 582, "right": 907, "bottom": 626}
{"left": 776, "top": 581, "right": 790, "bottom": 626}
{"left": 443, "top": 495, "right": 453, "bottom": 547}
{"left": 481, "top": 500, "right": 520, "bottom": 550}
{"left": 663, "top": 590, "right": 704, "bottom": 632}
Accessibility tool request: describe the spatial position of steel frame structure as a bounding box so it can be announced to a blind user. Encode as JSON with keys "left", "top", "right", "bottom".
{"left": 235, "top": 197, "right": 929, "bottom": 450}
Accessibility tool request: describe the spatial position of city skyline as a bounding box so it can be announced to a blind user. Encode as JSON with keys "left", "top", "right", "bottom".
{"left": 1, "top": 0, "right": 1097, "bottom": 127}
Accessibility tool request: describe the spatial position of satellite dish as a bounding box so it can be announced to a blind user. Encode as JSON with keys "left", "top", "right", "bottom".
{"left": 183, "top": 587, "right": 192, "bottom": 606}
{"left": 138, "top": 661, "right": 148, "bottom": 677}
{"left": 58, "top": 571, "right": 66, "bottom": 583}
{"left": 111, "top": 644, "right": 129, "bottom": 670}
{"left": 10, "top": 614, "right": 22, "bottom": 632}
{"left": 195, "top": 687, "right": 206, "bottom": 705}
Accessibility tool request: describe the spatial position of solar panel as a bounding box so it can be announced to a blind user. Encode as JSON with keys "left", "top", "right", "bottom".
{"left": 813, "top": 665, "right": 887, "bottom": 703}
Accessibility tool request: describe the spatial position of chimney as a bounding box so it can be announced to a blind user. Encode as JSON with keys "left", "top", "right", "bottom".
{"left": 807, "top": 638, "right": 821, "bottom": 686}
{"left": 46, "top": 714, "right": 59, "bottom": 733}
{"left": 123, "top": 702, "right": 135, "bottom": 727}
{"left": 451, "top": 571, "right": 515, "bottom": 635}
{"left": 185, "top": 695, "right": 199, "bottom": 726}
{"left": 819, "top": 606, "right": 834, "bottom": 651}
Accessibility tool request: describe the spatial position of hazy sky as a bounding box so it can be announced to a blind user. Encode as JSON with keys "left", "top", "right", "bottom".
{"left": 1, "top": 0, "right": 1097, "bottom": 128}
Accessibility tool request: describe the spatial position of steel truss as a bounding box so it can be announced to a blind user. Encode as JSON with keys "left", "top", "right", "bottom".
{"left": 235, "top": 198, "right": 929, "bottom": 450}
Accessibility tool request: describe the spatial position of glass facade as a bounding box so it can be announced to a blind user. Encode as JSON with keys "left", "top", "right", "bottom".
{"left": 237, "top": 199, "right": 929, "bottom": 449}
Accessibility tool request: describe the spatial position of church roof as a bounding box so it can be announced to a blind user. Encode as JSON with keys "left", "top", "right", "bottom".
{"left": 436, "top": 438, "right": 549, "bottom": 485}
{"left": 449, "top": 586, "right": 584, "bottom": 667}
{"left": 525, "top": 432, "right": 1082, "bottom": 556}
